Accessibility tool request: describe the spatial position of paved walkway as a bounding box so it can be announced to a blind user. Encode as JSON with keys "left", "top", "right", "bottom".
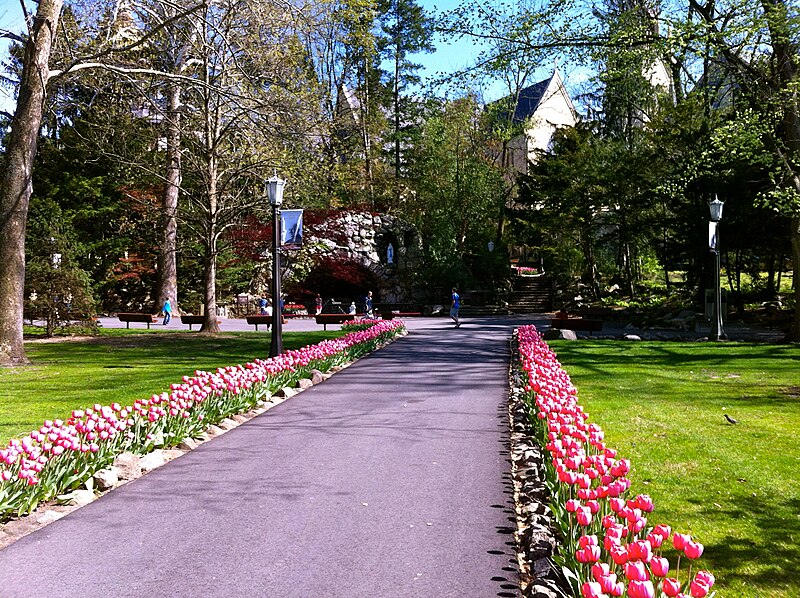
{"left": 0, "top": 316, "right": 541, "bottom": 598}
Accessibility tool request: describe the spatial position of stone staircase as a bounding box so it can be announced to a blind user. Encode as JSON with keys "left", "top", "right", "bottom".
{"left": 509, "top": 275, "right": 553, "bottom": 313}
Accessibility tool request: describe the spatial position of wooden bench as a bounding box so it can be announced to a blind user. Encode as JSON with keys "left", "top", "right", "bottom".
{"left": 117, "top": 313, "right": 158, "bottom": 329}
{"left": 550, "top": 318, "right": 603, "bottom": 334}
{"left": 245, "top": 315, "right": 273, "bottom": 331}
{"left": 180, "top": 315, "right": 212, "bottom": 331}
{"left": 380, "top": 311, "right": 422, "bottom": 320}
{"left": 315, "top": 314, "right": 356, "bottom": 330}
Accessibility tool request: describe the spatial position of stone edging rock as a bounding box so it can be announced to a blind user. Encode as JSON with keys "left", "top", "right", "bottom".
{"left": 0, "top": 329, "right": 408, "bottom": 550}
{"left": 508, "top": 336, "right": 570, "bottom": 598}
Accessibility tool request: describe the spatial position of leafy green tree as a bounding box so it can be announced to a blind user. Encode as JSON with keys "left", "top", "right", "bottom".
{"left": 404, "top": 96, "right": 507, "bottom": 293}
{"left": 376, "top": 0, "right": 434, "bottom": 190}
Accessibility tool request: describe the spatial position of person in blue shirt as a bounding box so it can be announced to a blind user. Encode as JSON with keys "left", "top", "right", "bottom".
{"left": 162, "top": 298, "right": 172, "bottom": 325}
{"left": 450, "top": 288, "right": 461, "bottom": 328}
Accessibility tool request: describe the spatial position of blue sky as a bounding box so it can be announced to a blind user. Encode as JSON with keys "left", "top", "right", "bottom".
{"left": 0, "top": 0, "right": 574, "bottom": 113}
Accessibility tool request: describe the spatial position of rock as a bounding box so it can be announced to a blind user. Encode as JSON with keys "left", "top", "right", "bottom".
{"left": 93, "top": 468, "right": 118, "bottom": 491}
{"left": 113, "top": 452, "right": 142, "bottom": 480}
{"left": 206, "top": 425, "right": 225, "bottom": 437}
{"left": 276, "top": 387, "right": 297, "bottom": 398}
{"left": 62, "top": 489, "right": 95, "bottom": 507}
{"left": 178, "top": 438, "right": 200, "bottom": 451}
{"left": 297, "top": 378, "right": 313, "bottom": 390}
{"left": 139, "top": 451, "right": 165, "bottom": 472}
{"left": 36, "top": 510, "right": 67, "bottom": 525}
{"left": 623, "top": 334, "right": 642, "bottom": 341}
{"left": 218, "top": 417, "right": 239, "bottom": 431}
{"left": 310, "top": 370, "right": 326, "bottom": 385}
{"left": 232, "top": 414, "right": 249, "bottom": 424}
{"left": 542, "top": 329, "right": 577, "bottom": 341}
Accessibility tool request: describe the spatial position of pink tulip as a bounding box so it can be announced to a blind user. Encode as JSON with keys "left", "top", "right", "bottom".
{"left": 624, "top": 561, "right": 650, "bottom": 581}
{"left": 661, "top": 578, "right": 681, "bottom": 597}
{"left": 650, "top": 556, "right": 669, "bottom": 577}
{"left": 582, "top": 582, "right": 604, "bottom": 598}
{"left": 694, "top": 571, "right": 715, "bottom": 587}
{"left": 684, "top": 540, "right": 704, "bottom": 559}
{"left": 673, "top": 533, "right": 691, "bottom": 551}
{"left": 626, "top": 579, "right": 655, "bottom": 598}
{"left": 591, "top": 562, "right": 611, "bottom": 581}
{"left": 689, "top": 580, "right": 710, "bottom": 598}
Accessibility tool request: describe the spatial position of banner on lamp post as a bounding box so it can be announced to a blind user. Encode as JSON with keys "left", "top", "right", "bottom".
{"left": 280, "top": 209, "right": 303, "bottom": 249}
{"left": 708, "top": 221, "right": 718, "bottom": 250}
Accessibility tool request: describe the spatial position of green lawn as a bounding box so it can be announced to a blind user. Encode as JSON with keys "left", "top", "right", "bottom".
{"left": 550, "top": 340, "right": 800, "bottom": 598}
{"left": 0, "top": 330, "right": 346, "bottom": 444}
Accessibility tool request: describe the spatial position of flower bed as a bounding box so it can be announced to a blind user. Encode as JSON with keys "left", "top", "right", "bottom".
{"left": 516, "top": 325, "right": 716, "bottom": 598}
{"left": 0, "top": 320, "right": 406, "bottom": 520}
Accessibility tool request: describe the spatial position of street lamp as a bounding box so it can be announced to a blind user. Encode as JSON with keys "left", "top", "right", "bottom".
{"left": 267, "top": 174, "right": 287, "bottom": 357}
{"left": 708, "top": 195, "right": 726, "bottom": 341}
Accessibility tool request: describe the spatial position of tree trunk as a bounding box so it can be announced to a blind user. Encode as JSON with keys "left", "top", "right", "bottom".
{"left": 156, "top": 82, "right": 182, "bottom": 315}
{"left": 200, "top": 243, "right": 220, "bottom": 333}
{"left": 0, "top": 0, "right": 63, "bottom": 366}
{"left": 790, "top": 217, "right": 800, "bottom": 340}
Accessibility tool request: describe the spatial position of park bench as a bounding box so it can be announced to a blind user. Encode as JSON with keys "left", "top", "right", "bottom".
{"left": 315, "top": 313, "right": 356, "bottom": 330}
{"left": 245, "top": 315, "right": 273, "bottom": 331}
{"left": 376, "top": 303, "right": 422, "bottom": 320}
{"left": 117, "top": 313, "right": 158, "bottom": 329}
{"left": 380, "top": 310, "right": 422, "bottom": 320}
{"left": 180, "top": 315, "right": 217, "bottom": 331}
{"left": 550, "top": 318, "right": 603, "bottom": 335}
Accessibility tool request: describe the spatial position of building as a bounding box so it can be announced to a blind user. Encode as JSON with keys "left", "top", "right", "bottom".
{"left": 492, "top": 70, "right": 578, "bottom": 175}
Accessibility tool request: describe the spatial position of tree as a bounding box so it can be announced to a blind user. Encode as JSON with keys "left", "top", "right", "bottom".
{"left": 0, "top": 0, "right": 64, "bottom": 365}
{"left": 376, "top": 0, "right": 434, "bottom": 189}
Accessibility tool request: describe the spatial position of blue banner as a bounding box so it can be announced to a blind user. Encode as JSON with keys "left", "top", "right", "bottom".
{"left": 281, "top": 209, "right": 303, "bottom": 248}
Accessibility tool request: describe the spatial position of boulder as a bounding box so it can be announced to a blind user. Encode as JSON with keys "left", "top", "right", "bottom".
{"left": 113, "top": 452, "right": 142, "bottom": 481}
{"left": 297, "top": 378, "right": 314, "bottom": 390}
{"left": 139, "top": 451, "right": 165, "bottom": 472}
{"left": 541, "top": 329, "right": 577, "bottom": 341}
{"left": 93, "top": 468, "right": 118, "bottom": 491}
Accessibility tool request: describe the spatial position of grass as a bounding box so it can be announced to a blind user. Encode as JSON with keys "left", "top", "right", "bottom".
{"left": 0, "top": 329, "right": 347, "bottom": 444}
{"left": 549, "top": 340, "right": 800, "bottom": 598}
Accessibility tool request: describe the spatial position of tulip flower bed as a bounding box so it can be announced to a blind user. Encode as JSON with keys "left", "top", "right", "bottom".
{"left": 517, "top": 326, "right": 716, "bottom": 598}
{"left": 341, "top": 319, "right": 384, "bottom": 332}
{"left": 0, "top": 320, "right": 405, "bottom": 520}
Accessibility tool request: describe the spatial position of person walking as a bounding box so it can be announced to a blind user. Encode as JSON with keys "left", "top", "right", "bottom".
{"left": 162, "top": 298, "right": 172, "bottom": 325}
{"left": 364, "top": 291, "right": 374, "bottom": 319}
{"left": 259, "top": 294, "right": 269, "bottom": 315}
{"left": 450, "top": 288, "right": 461, "bottom": 328}
{"left": 315, "top": 294, "right": 323, "bottom": 315}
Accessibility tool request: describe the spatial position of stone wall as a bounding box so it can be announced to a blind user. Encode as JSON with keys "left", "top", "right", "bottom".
{"left": 317, "top": 211, "right": 420, "bottom": 303}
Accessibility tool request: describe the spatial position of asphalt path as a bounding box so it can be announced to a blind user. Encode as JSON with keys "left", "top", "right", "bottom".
{"left": 0, "top": 315, "right": 545, "bottom": 598}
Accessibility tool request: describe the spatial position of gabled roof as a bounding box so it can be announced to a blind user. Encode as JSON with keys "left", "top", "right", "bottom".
{"left": 507, "top": 75, "right": 554, "bottom": 124}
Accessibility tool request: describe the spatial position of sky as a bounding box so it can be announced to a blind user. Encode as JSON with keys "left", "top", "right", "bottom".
{"left": 0, "top": 0, "right": 577, "bottom": 114}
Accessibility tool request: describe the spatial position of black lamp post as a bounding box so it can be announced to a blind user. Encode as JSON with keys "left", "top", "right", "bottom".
{"left": 267, "top": 174, "right": 287, "bottom": 357}
{"left": 709, "top": 195, "right": 726, "bottom": 341}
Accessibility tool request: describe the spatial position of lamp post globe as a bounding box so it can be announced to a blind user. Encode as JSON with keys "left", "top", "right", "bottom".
{"left": 709, "top": 195, "right": 724, "bottom": 222}
{"left": 267, "top": 174, "right": 286, "bottom": 207}
{"left": 268, "top": 174, "right": 287, "bottom": 357}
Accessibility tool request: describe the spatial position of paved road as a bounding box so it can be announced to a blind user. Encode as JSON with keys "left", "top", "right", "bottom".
{"left": 0, "top": 316, "right": 543, "bottom": 598}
